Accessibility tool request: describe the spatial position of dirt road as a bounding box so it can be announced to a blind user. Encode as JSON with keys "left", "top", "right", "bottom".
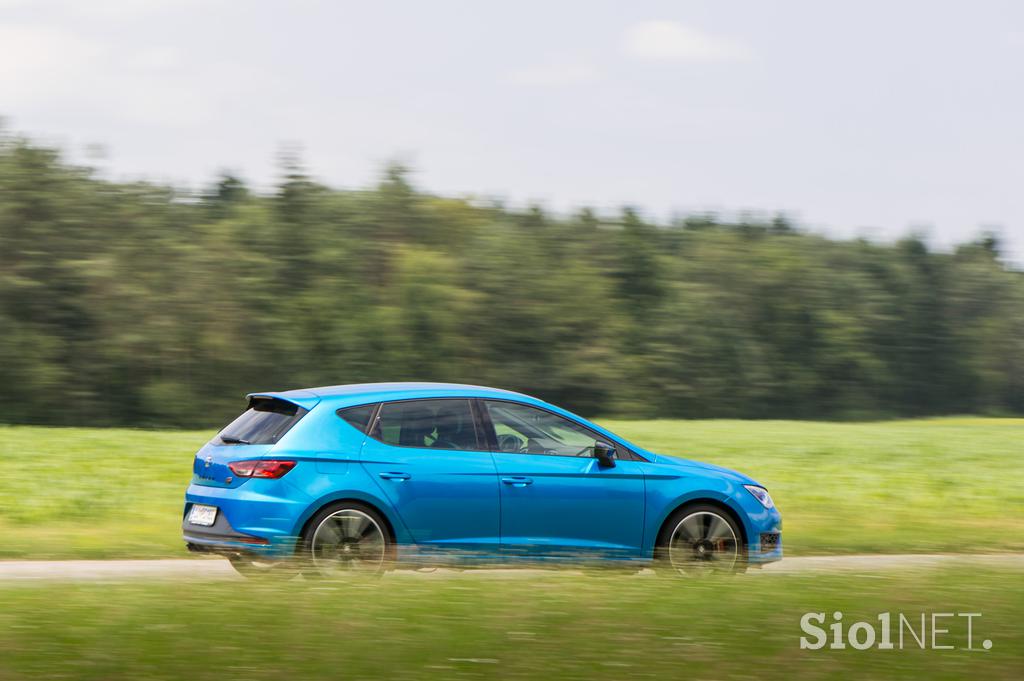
{"left": 0, "top": 554, "right": 1021, "bottom": 582}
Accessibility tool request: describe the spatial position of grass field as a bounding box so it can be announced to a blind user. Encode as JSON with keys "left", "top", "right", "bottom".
{"left": 0, "top": 418, "right": 1022, "bottom": 559}
{"left": 0, "top": 567, "right": 1021, "bottom": 680}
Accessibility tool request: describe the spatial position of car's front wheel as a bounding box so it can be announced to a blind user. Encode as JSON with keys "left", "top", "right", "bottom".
{"left": 302, "top": 502, "right": 393, "bottom": 577}
{"left": 656, "top": 504, "right": 746, "bottom": 576}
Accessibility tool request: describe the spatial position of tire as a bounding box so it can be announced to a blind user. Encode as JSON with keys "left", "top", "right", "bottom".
{"left": 301, "top": 502, "right": 394, "bottom": 577}
{"left": 655, "top": 503, "right": 747, "bottom": 576}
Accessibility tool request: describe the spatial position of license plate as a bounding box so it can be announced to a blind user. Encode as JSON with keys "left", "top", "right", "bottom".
{"left": 188, "top": 504, "right": 217, "bottom": 526}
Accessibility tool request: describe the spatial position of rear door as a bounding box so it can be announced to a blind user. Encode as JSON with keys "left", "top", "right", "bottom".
{"left": 481, "top": 399, "right": 646, "bottom": 558}
{"left": 359, "top": 398, "right": 500, "bottom": 555}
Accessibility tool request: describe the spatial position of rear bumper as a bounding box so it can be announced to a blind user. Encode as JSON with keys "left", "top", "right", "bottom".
{"left": 183, "top": 481, "right": 308, "bottom": 557}
{"left": 182, "top": 512, "right": 273, "bottom": 551}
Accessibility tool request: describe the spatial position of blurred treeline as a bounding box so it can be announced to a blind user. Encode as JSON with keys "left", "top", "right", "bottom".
{"left": 1, "top": 133, "right": 1022, "bottom": 427}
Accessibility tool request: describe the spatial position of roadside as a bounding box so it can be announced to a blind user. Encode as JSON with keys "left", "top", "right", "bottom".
{"left": 1, "top": 553, "right": 1022, "bottom": 582}
{"left": 4, "top": 561, "right": 1021, "bottom": 680}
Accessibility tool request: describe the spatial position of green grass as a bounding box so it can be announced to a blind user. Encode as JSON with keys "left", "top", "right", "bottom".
{"left": 0, "top": 418, "right": 1022, "bottom": 559}
{"left": 0, "top": 426, "right": 206, "bottom": 559}
{"left": 0, "top": 567, "right": 1021, "bottom": 680}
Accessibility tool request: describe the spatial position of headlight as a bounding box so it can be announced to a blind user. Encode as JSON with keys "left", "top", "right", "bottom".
{"left": 744, "top": 484, "right": 775, "bottom": 509}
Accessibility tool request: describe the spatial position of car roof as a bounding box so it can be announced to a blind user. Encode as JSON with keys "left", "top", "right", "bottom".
{"left": 247, "top": 381, "right": 647, "bottom": 455}
{"left": 248, "top": 382, "right": 535, "bottom": 409}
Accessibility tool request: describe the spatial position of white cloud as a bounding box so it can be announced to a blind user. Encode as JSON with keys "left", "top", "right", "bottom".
{"left": 508, "top": 61, "right": 598, "bottom": 87}
{"left": 0, "top": 24, "right": 248, "bottom": 128}
{"left": 0, "top": 0, "right": 206, "bottom": 15}
{"left": 1004, "top": 31, "right": 1024, "bottom": 49}
{"left": 0, "top": 26, "right": 105, "bottom": 104}
{"left": 621, "top": 20, "right": 751, "bottom": 62}
{"left": 131, "top": 46, "right": 185, "bottom": 72}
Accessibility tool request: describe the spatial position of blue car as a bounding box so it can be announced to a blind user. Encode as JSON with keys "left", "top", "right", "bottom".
{"left": 183, "top": 383, "right": 782, "bottom": 576}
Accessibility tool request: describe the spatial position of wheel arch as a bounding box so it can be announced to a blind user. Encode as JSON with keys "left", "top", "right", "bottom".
{"left": 293, "top": 492, "right": 402, "bottom": 545}
{"left": 654, "top": 496, "right": 750, "bottom": 550}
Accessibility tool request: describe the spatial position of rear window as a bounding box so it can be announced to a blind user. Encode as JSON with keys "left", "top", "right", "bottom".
{"left": 370, "top": 399, "right": 478, "bottom": 450}
{"left": 215, "top": 397, "right": 308, "bottom": 445}
{"left": 337, "top": 403, "right": 377, "bottom": 433}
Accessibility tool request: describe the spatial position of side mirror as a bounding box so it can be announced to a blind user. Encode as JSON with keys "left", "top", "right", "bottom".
{"left": 594, "top": 441, "right": 616, "bottom": 468}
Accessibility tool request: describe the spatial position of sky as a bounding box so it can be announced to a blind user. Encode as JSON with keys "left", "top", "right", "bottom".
{"left": 2, "top": 0, "right": 1022, "bottom": 262}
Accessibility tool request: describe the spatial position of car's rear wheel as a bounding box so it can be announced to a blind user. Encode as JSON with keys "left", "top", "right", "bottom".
{"left": 656, "top": 504, "right": 745, "bottom": 576}
{"left": 302, "top": 503, "right": 393, "bottom": 577}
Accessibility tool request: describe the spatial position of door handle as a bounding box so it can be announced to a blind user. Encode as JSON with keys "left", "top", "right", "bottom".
{"left": 379, "top": 472, "right": 411, "bottom": 481}
{"left": 501, "top": 476, "right": 533, "bottom": 487}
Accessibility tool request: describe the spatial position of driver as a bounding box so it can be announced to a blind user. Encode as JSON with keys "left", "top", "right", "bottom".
{"left": 431, "top": 404, "right": 474, "bottom": 450}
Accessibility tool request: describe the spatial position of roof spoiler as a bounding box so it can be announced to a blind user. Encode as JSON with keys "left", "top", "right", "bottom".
{"left": 245, "top": 389, "right": 321, "bottom": 411}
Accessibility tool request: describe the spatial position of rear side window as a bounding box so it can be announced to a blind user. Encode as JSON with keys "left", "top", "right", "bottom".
{"left": 338, "top": 403, "right": 377, "bottom": 433}
{"left": 215, "top": 397, "right": 307, "bottom": 445}
{"left": 371, "top": 399, "right": 478, "bottom": 450}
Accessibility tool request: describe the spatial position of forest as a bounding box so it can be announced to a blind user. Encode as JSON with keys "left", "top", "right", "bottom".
{"left": 1, "top": 131, "right": 1021, "bottom": 427}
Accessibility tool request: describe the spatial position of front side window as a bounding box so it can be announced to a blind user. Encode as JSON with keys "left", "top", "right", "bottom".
{"left": 484, "top": 400, "right": 600, "bottom": 457}
{"left": 215, "top": 397, "right": 307, "bottom": 445}
{"left": 372, "top": 399, "right": 478, "bottom": 451}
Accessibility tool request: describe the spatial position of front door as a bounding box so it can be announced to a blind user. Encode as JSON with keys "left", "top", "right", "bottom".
{"left": 359, "top": 398, "right": 500, "bottom": 556}
{"left": 481, "top": 400, "right": 646, "bottom": 558}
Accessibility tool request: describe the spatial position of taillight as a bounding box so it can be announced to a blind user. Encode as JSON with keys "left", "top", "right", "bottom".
{"left": 228, "top": 459, "right": 296, "bottom": 478}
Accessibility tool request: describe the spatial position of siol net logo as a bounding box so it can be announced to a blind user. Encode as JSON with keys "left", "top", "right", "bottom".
{"left": 800, "top": 611, "right": 992, "bottom": 651}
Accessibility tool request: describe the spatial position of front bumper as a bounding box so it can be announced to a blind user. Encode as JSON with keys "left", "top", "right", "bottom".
{"left": 742, "top": 504, "right": 783, "bottom": 565}
{"left": 747, "top": 533, "right": 783, "bottom": 565}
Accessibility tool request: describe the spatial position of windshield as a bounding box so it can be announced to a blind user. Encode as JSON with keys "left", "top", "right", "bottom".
{"left": 215, "top": 397, "right": 307, "bottom": 445}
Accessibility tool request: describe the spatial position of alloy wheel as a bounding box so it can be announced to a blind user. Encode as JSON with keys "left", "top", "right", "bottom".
{"left": 667, "top": 510, "right": 740, "bottom": 575}
{"left": 310, "top": 509, "right": 387, "bottom": 575}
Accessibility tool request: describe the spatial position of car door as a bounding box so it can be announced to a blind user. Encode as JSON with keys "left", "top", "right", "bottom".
{"left": 359, "top": 398, "right": 500, "bottom": 555}
{"left": 481, "top": 399, "right": 646, "bottom": 558}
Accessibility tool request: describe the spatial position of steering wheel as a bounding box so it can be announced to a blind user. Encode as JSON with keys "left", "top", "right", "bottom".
{"left": 497, "top": 433, "right": 527, "bottom": 453}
